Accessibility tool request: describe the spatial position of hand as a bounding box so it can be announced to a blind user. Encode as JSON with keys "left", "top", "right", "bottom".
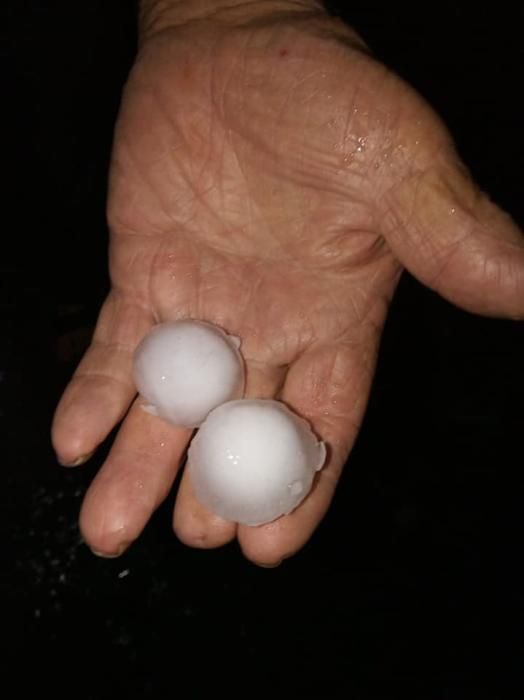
{"left": 52, "top": 1, "right": 524, "bottom": 566}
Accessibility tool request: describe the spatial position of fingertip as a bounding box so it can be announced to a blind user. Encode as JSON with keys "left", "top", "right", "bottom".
{"left": 52, "top": 374, "right": 134, "bottom": 466}
{"left": 173, "top": 472, "right": 237, "bottom": 549}
{"left": 174, "top": 514, "right": 236, "bottom": 550}
{"left": 90, "top": 542, "right": 132, "bottom": 559}
{"left": 237, "top": 519, "right": 298, "bottom": 568}
{"left": 79, "top": 486, "right": 137, "bottom": 557}
{"left": 51, "top": 389, "right": 91, "bottom": 465}
{"left": 236, "top": 465, "right": 341, "bottom": 567}
{"left": 253, "top": 560, "right": 283, "bottom": 569}
{"left": 56, "top": 450, "right": 95, "bottom": 468}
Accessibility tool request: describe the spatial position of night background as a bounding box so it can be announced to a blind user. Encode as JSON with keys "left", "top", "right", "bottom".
{"left": 1, "top": 1, "right": 523, "bottom": 696}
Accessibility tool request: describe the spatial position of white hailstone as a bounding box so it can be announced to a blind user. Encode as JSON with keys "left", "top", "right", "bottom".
{"left": 188, "top": 399, "right": 326, "bottom": 526}
{"left": 133, "top": 320, "right": 244, "bottom": 428}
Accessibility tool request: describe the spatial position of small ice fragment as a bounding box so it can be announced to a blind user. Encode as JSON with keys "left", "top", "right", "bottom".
{"left": 228, "top": 335, "right": 242, "bottom": 350}
{"left": 133, "top": 320, "right": 244, "bottom": 428}
{"left": 141, "top": 403, "right": 160, "bottom": 417}
{"left": 188, "top": 399, "right": 326, "bottom": 526}
{"left": 316, "top": 442, "right": 327, "bottom": 471}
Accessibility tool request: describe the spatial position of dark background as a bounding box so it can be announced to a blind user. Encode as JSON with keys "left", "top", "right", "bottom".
{"left": 1, "top": 1, "right": 523, "bottom": 697}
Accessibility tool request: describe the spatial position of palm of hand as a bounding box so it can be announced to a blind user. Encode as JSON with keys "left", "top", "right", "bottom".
{"left": 111, "top": 21, "right": 403, "bottom": 348}
{"left": 53, "top": 15, "right": 524, "bottom": 565}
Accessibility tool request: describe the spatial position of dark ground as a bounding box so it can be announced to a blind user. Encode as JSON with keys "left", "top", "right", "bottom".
{"left": 1, "top": 2, "right": 523, "bottom": 697}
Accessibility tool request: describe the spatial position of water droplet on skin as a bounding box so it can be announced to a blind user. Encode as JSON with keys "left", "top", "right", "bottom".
{"left": 228, "top": 334, "right": 241, "bottom": 350}
{"left": 355, "top": 136, "right": 367, "bottom": 154}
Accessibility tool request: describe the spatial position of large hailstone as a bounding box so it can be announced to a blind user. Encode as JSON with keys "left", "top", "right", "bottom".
{"left": 133, "top": 320, "right": 244, "bottom": 428}
{"left": 188, "top": 399, "right": 326, "bottom": 526}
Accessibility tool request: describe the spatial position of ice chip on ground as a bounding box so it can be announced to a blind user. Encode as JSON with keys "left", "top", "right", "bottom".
{"left": 188, "top": 399, "right": 326, "bottom": 526}
{"left": 133, "top": 320, "right": 244, "bottom": 428}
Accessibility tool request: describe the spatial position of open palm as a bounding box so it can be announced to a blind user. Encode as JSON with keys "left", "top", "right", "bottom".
{"left": 52, "top": 7, "right": 524, "bottom": 565}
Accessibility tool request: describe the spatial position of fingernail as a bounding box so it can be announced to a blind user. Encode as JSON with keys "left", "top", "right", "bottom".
{"left": 58, "top": 450, "right": 95, "bottom": 467}
{"left": 91, "top": 542, "right": 130, "bottom": 559}
{"left": 256, "top": 560, "right": 282, "bottom": 569}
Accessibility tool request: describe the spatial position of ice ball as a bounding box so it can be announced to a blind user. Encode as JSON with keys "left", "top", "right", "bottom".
{"left": 188, "top": 399, "right": 326, "bottom": 526}
{"left": 133, "top": 320, "right": 244, "bottom": 428}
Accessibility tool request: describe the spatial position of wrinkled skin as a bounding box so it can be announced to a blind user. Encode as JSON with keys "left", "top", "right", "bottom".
{"left": 52, "top": 5, "right": 524, "bottom": 566}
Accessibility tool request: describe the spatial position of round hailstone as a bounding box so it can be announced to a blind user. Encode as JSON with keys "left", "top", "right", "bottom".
{"left": 133, "top": 320, "right": 244, "bottom": 428}
{"left": 188, "top": 399, "right": 326, "bottom": 526}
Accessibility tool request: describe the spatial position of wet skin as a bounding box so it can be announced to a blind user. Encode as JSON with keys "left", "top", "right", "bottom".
{"left": 52, "top": 2, "right": 524, "bottom": 566}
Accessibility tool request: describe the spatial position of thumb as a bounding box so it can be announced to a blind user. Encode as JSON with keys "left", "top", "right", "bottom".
{"left": 380, "top": 155, "right": 524, "bottom": 319}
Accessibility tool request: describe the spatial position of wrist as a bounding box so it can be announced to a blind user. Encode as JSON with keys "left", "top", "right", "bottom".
{"left": 139, "top": 0, "right": 324, "bottom": 39}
